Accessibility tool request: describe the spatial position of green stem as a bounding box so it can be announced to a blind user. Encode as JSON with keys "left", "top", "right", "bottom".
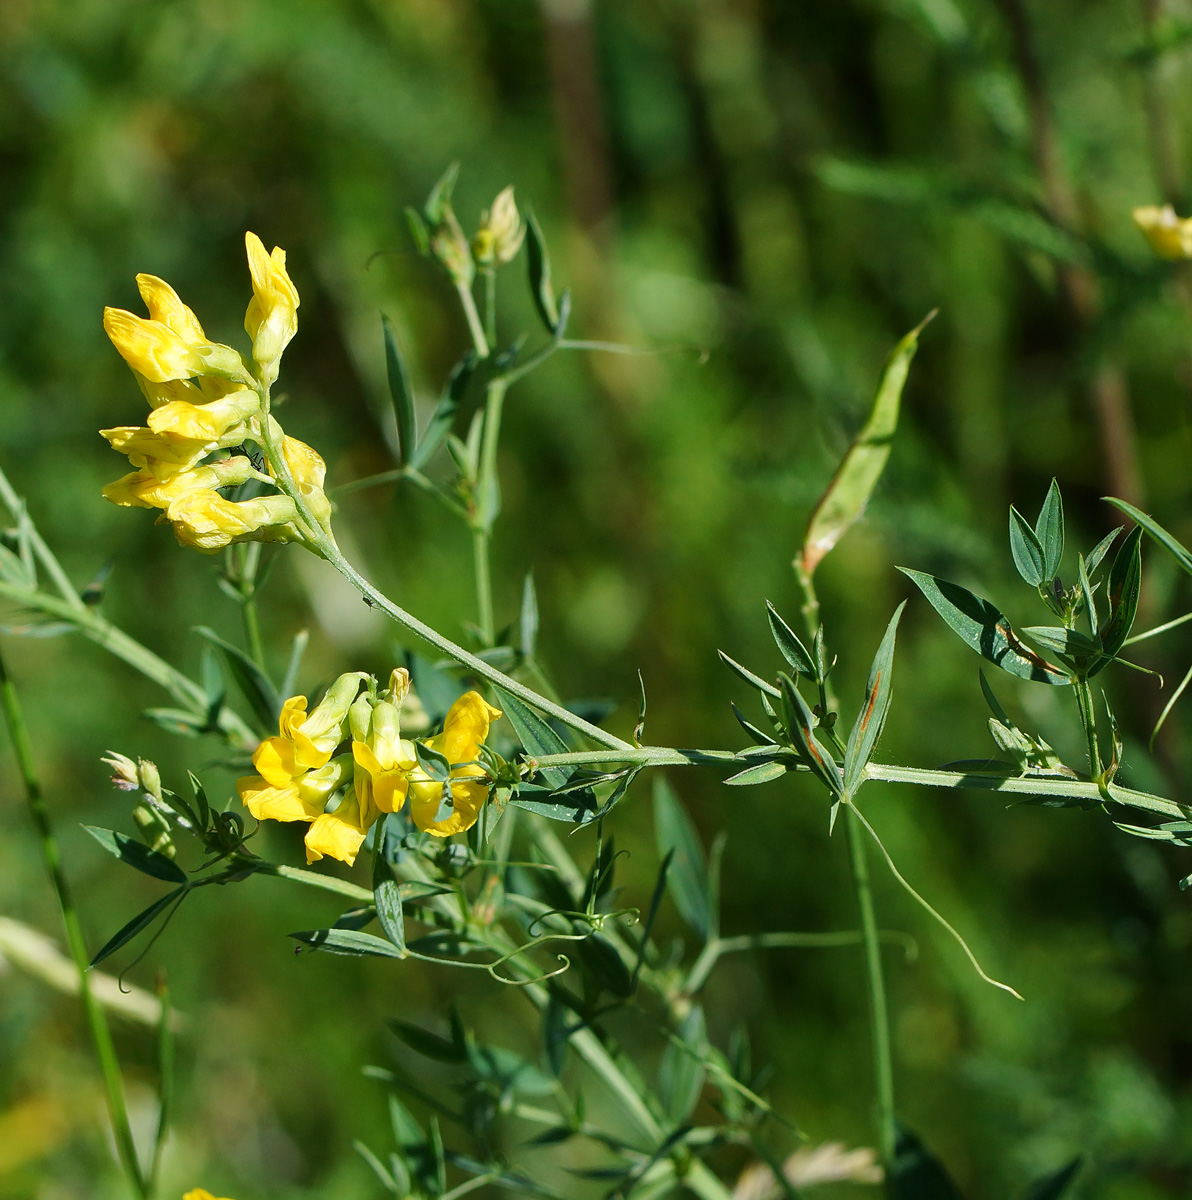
{"left": 1074, "top": 676, "right": 1103, "bottom": 777}
{"left": 328, "top": 555, "right": 632, "bottom": 751}
{"left": 846, "top": 805, "right": 896, "bottom": 1174}
{"left": 0, "top": 647, "right": 149, "bottom": 1198}
{"left": 456, "top": 282, "right": 490, "bottom": 358}
{"left": 0, "top": 464, "right": 85, "bottom": 609}
{"left": 0, "top": 581, "right": 256, "bottom": 748}
{"left": 483, "top": 267, "right": 497, "bottom": 348}
{"left": 473, "top": 527, "right": 494, "bottom": 647}
{"left": 248, "top": 860, "right": 375, "bottom": 903}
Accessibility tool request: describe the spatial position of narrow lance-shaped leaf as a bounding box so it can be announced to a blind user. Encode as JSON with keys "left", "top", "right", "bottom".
{"left": 381, "top": 315, "right": 416, "bottom": 467}
{"left": 765, "top": 600, "right": 816, "bottom": 677}
{"left": 799, "top": 312, "right": 934, "bottom": 576}
{"left": 195, "top": 626, "right": 279, "bottom": 732}
{"left": 653, "top": 777, "right": 711, "bottom": 941}
{"left": 1009, "top": 506, "right": 1045, "bottom": 587}
{"left": 898, "top": 568, "right": 1071, "bottom": 686}
{"left": 524, "top": 209, "right": 560, "bottom": 333}
{"left": 844, "top": 601, "right": 905, "bottom": 794}
{"left": 779, "top": 673, "right": 843, "bottom": 797}
{"left": 410, "top": 351, "right": 474, "bottom": 471}
{"left": 520, "top": 572, "right": 538, "bottom": 659}
{"left": 1092, "top": 526, "right": 1143, "bottom": 670}
{"left": 84, "top": 825, "right": 188, "bottom": 884}
{"left": 1035, "top": 479, "right": 1064, "bottom": 579}
{"left": 373, "top": 831, "right": 406, "bottom": 953}
{"left": 289, "top": 929, "right": 407, "bottom": 959}
{"left": 91, "top": 888, "right": 186, "bottom": 967}
{"left": 1106, "top": 497, "right": 1192, "bottom": 575}
{"left": 493, "top": 686, "right": 570, "bottom": 788}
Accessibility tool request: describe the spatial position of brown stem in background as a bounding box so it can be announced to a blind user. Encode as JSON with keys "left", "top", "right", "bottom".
{"left": 994, "top": 0, "right": 1146, "bottom": 509}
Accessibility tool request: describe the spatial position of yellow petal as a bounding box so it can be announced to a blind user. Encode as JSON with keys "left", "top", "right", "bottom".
{"left": 237, "top": 775, "right": 322, "bottom": 823}
{"left": 409, "top": 777, "right": 488, "bottom": 837}
{"left": 135, "top": 274, "right": 207, "bottom": 343}
{"left": 146, "top": 390, "right": 259, "bottom": 440}
{"left": 244, "top": 231, "right": 300, "bottom": 385}
{"left": 165, "top": 491, "right": 297, "bottom": 553}
{"left": 438, "top": 691, "right": 503, "bottom": 768}
{"left": 251, "top": 736, "right": 300, "bottom": 789}
{"left": 184, "top": 1189, "right": 236, "bottom": 1200}
{"left": 304, "top": 795, "right": 370, "bottom": 866}
{"left": 100, "top": 426, "right": 215, "bottom": 470}
{"left": 103, "top": 308, "right": 206, "bottom": 383}
{"left": 1133, "top": 204, "right": 1192, "bottom": 260}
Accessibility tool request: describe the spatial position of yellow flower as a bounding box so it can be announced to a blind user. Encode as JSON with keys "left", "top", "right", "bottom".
{"left": 238, "top": 756, "right": 351, "bottom": 825}
{"left": 268, "top": 435, "right": 331, "bottom": 531}
{"left": 165, "top": 491, "right": 298, "bottom": 553}
{"left": 184, "top": 1190, "right": 235, "bottom": 1200}
{"left": 101, "top": 456, "right": 255, "bottom": 510}
{"left": 1133, "top": 204, "right": 1192, "bottom": 260}
{"left": 135, "top": 274, "right": 206, "bottom": 343}
{"left": 146, "top": 389, "right": 260, "bottom": 441}
{"left": 244, "top": 231, "right": 299, "bottom": 386}
{"left": 100, "top": 425, "right": 219, "bottom": 470}
{"left": 406, "top": 692, "right": 502, "bottom": 836}
{"left": 352, "top": 691, "right": 419, "bottom": 815}
{"left": 304, "top": 789, "right": 374, "bottom": 866}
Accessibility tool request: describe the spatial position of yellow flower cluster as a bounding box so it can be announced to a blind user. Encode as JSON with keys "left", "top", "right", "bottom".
{"left": 100, "top": 233, "right": 328, "bottom": 553}
{"left": 1133, "top": 204, "right": 1192, "bottom": 260}
{"left": 237, "top": 669, "right": 503, "bottom": 866}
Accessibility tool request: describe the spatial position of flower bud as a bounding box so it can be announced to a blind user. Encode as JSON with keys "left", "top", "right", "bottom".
{"left": 473, "top": 186, "right": 524, "bottom": 267}
{"left": 244, "top": 232, "right": 300, "bottom": 387}
{"left": 102, "top": 751, "right": 140, "bottom": 791}
{"left": 137, "top": 758, "right": 163, "bottom": 799}
{"left": 1133, "top": 205, "right": 1192, "bottom": 260}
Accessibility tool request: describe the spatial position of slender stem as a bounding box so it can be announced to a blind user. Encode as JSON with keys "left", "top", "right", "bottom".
{"left": 0, "top": 464, "right": 85, "bottom": 609}
{"left": 0, "top": 647, "right": 148, "bottom": 1198}
{"left": 0, "top": 581, "right": 256, "bottom": 748}
{"left": 1074, "top": 676, "right": 1103, "bottom": 777}
{"left": 846, "top": 806, "right": 896, "bottom": 1173}
{"left": 248, "top": 860, "right": 375, "bottom": 903}
{"left": 456, "top": 282, "right": 490, "bottom": 358}
{"left": 483, "top": 267, "right": 497, "bottom": 348}
{"left": 328, "top": 555, "right": 632, "bottom": 750}
{"left": 473, "top": 528, "right": 494, "bottom": 646}
{"left": 241, "top": 586, "right": 266, "bottom": 672}
{"left": 1124, "top": 610, "right": 1192, "bottom": 646}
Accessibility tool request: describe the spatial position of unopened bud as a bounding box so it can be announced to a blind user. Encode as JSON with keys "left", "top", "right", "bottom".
{"left": 1133, "top": 205, "right": 1192, "bottom": 260}
{"left": 431, "top": 220, "right": 474, "bottom": 288}
{"left": 102, "top": 751, "right": 139, "bottom": 791}
{"left": 473, "top": 186, "right": 525, "bottom": 267}
{"left": 137, "top": 758, "right": 163, "bottom": 799}
{"left": 133, "top": 803, "right": 176, "bottom": 858}
{"left": 386, "top": 667, "right": 411, "bottom": 705}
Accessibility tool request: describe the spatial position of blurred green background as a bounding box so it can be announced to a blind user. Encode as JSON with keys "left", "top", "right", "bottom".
{"left": 4, "top": 0, "right": 1192, "bottom": 1196}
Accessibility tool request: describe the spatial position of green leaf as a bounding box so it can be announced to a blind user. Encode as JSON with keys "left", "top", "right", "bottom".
{"left": 289, "top": 929, "right": 407, "bottom": 959}
{"left": 724, "top": 760, "right": 788, "bottom": 786}
{"left": 1085, "top": 527, "right": 1119, "bottom": 577}
{"left": 525, "top": 209, "right": 560, "bottom": 333}
{"left": 423, "top": 161, "right": 459, "bottom": 224}
{"left": 731, "top": 701, "right": 777, "bottom": 746}
{"left": 520, "top": 572, "right": 538, "bottom": 658}
{"left": 1035, "top": 479, "right": 1064, "bottom": 579}
{"left": 889, "top": 1126, "right": 966, "bottom": 1200}
{"left": 194, "top": 626, "right": 279, "bottom": 733}
{"left": 800, "top": 313, "right": 933, "bottom": 575}
{"left": 1077, "top": 555, "right": 1098, "bottom": 636}
{"left": 659, "top": 1005, "right": 707, "bottom": 1122}
{"left": 410, "top": 352, "right": 473, "bottom": 470}
{"left": 1093, "top": 526, "right": 1143, "bottom": 667}
{"left": 1106, "top": 497, "right": 1192, "bottom": 575}
{"left": 653, "top": 777, "right": 711, "bottom": 941}
{"left": 779, "top": 674, "right": 843, "bottom": 797}
{"left": 91, "top": 888, "right": 186, "bottom": 967}
{"left": 1023, "top": 1158, "right": 1082, "bottom": 1200}
{"left": 381, "top": 315, "right": 416, "bottom": 467}
{"left": 576, "top": 933, "right": 633, "bottom": 999}
{"left": 83, "top": 825, "right": 187, "bottom": 884}
{"left": 633, "top": 850, "right": 672, "bottom": 988}
{"left": 388, "top": 1015, "right": 468, "bottom": 1062}
{"left": 1021, "top": 626, "right": 1101, "bottom": 659}
{"left": 404, "top": 206, "right": 430, "bottom": 255}
{"left": 373, "top": 860, "right": 406, "bottom": 953}
{"left": 494, "top": 687, "right": 570, "bottom": 788}
{"left": 717, "top": 649, "right": 781, "bottom": 697}
{"left": 844, "top": 602, "right": 906, "bottom": 794}
{"left": 765, "top": 601, "right": 817, "bottom": 677}
{"left": 898, "top": 568, "right": 1070, "bottom": 686}
{"left": 1009, "top": 506, "right": 1046, "bottom": 587}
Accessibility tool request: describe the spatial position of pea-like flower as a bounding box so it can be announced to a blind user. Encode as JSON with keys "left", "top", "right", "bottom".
{"left": 237, "top": 671, "right": 503, "bottom": 866}
{"left": 244, "top": 231, "right": 299, "bottom": 387}
{"left": 184, "top": 1190, "right": 236, "bottom": 1200}
{"left": 1133, "top": 205, "right": 1192, "bottom": 260}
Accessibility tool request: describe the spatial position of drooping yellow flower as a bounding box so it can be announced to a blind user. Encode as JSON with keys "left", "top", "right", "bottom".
{"left": 164, "top": 491, "right": 298, "bottom": 553}
{"left": 239, "top": 756, "right": 352, "bottom": 825}
{"left": 304, "top": 789, "right": 375, "bottom": 866}
{"left": 101, "top": 456, "right": 256, "bottom": 511}
{"left": 100, "top": 425, "right": 219, "bottom": 471}
{"left": 406, "top": 692, "right": 503, "bottom": 836}
{"left": 147, "top": 389, "right": 260, "bottom": 442}
{"left": 244, "top": 231, "right": 299, "bottom": 386}
{"left": 268, "top": 435, "right": 331, "bottom": 532}
{"left": 1133, "top": 204, "right": 1192, "bottom": 260}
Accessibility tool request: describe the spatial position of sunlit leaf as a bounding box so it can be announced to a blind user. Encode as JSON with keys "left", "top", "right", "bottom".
{"left": 381, "top": 315, "right": 416, "bottom": 467}
{"left": 289, "top": 929, "right": 406, "bottom": 959}
{"left": 844, "top": 602, "right": 905, "bottom": 794}
{"left": 83, "top": 825, "right": 187, "bottom": 884}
